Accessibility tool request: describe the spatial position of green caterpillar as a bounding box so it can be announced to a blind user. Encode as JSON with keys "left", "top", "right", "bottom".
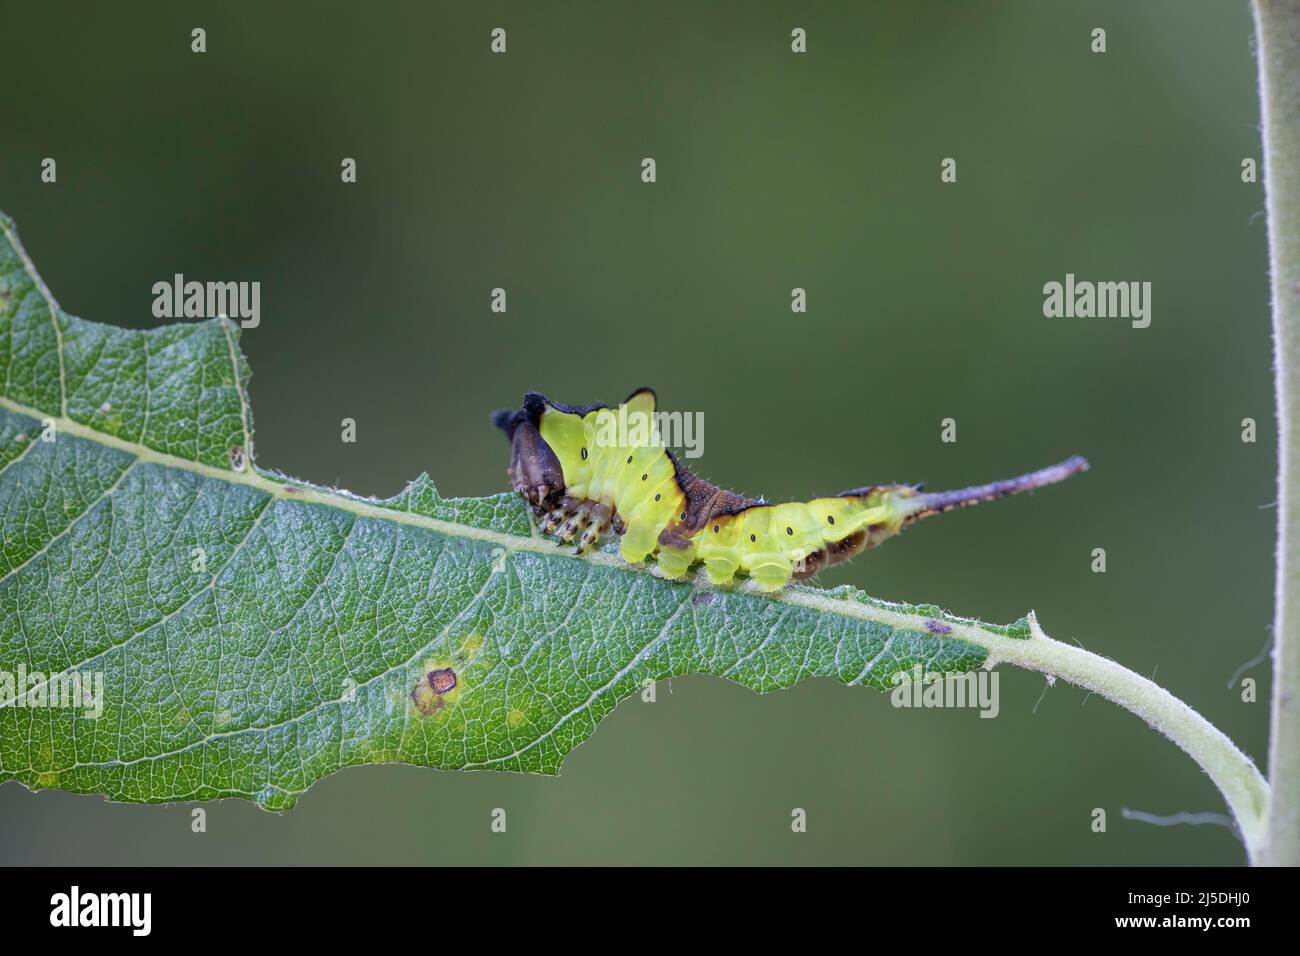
{"left": 493, "top": 389, "right": 1087, "bottom": 591}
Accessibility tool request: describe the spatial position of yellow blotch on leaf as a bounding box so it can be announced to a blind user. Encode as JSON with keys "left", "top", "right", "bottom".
{"left": 458, "top": 632, "right": 484, "bottom": 661}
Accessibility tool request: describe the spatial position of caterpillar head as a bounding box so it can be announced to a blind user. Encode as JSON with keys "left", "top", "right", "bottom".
{"left": 492, "top": 394, "right": 566, "bottom": 510}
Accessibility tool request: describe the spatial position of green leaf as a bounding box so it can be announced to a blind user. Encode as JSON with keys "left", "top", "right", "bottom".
{"left": 0, "top": 210, "right": 1027, "bottom": 810}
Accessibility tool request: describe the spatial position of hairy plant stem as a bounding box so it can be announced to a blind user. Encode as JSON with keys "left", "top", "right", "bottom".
{"left": 1015, "top": 616, "right": 1268, "bottom": 857}
{"left": 783, "top": 588, "right": 1269, "bottom": 858}
{"left": 1254, "top": 0, "right": 1300, "bottom": 867}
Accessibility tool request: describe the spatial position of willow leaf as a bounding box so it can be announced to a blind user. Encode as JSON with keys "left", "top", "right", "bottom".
{"left": 0, "top": 210, "right": 1031, "bottom": 809}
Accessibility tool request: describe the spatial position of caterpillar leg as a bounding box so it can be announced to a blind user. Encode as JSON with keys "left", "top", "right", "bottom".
{"left": 535, "top": 496, "right": 614, "bottom": 551}
{"left": 576, "top": 503, "right": 615, "bottom": 553}
{"left": 745, "top": 555, "right": 795, "bottom": 591}
{"left": 559, "top": 502, "right": 598, "bottom": 546}
{"left": 655, "top": 545, "right": 695, "bottom": 580}
{"left": 537, "top": 504, "right": 573, "bottom": 536}
{"left": 557, "top": 510, "right": 591, "bottom": 544}
{"left": 703, "top": 558, "right": 740, "bottom": 587}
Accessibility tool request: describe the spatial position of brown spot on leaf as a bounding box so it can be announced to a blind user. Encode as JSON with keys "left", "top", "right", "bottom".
{"left": 428, "top": 667, "right": 457, "bottom": 694}
{"left": 411, "top": 666, "right": 459, "bottom": 716}
{"left": 229, "top": 446, "right": 247, "bottom": 472}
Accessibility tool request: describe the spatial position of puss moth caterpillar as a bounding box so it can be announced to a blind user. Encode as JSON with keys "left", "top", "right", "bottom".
{"left": 493, "top": 388, "right": 1087, "bottom": 591}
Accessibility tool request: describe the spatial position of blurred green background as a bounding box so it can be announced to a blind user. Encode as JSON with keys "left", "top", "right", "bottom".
{"left": 0, "top": 0, "right": 1273, "bottom": 864}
